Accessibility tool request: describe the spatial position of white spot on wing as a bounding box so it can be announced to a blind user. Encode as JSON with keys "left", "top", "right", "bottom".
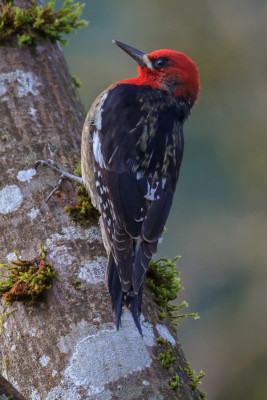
{"left": 134, "top": 216, "right": 144, "bottom": 222}
{"left": 94, "top": 92, "right": 108, "bottom": 130}
{"left": 136, "top": 171, "right": 143, "bottom": 180}
{"left": 93, "top": 130, "right": 106, "bottom": 168}
{"left": 144, "top": 181, "right": 159, "bottom": 201}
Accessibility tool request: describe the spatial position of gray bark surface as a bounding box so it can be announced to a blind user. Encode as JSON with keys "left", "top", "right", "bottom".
{"left": 0, "top": 2, "right": 204, "bottom": 399}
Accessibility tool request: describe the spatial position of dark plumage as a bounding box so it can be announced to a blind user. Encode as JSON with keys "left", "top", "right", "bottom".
{"left": 81, "top": 41, "right": 200, "bottom": 334}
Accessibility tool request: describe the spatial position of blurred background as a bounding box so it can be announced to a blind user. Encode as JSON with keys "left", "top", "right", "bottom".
{"left": 58, "top": 0, "right": 267, "bottom": 398}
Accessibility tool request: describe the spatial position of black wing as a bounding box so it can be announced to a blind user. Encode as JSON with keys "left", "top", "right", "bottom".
{"left": 90, "top": 83, "right": 184, "bottom": 293}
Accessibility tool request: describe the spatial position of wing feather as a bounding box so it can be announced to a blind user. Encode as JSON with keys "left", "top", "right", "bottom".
{"left": 86, "top": 84, "right": 184, "bottom": 297}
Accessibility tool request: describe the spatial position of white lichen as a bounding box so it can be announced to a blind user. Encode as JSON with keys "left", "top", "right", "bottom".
{"left": 31, "top": 389, "right": 41, "bottom": 400}
{"left": 17, "top": 168, "right": 36, "bottom": 182}
{"left": 51, "top": 310, "right": 155, "bottom": 399}
{"left": 48, "top": 244, "right": 76, "bottom": 265}
{"left": 29, "top": 107, "right": 37, "bottom": 117}
{"left": 0, "top": 185, "right": 23, "bottom": 214}
{"left": 39, "top": 355, "right": 50, "bottom": 367}
{"left": 7, "top": 252, "right": 17, "bottom": 262}
{"left": 142, "top": 380, "right": 150, "bottom": 386}
{"left": 27, "top": 208, "right": 40, "bottom": 219}
{"left": 156, "top": 324, "right": 176, "bottom": 346}
{"left": 0, "top": 70, "right": 41, "bottom": 102}
{"left": 78, "top": 257, "right": 106, "bottom": 284}
{"left": 46, "top": 226, "right": 102, "bottom": 247}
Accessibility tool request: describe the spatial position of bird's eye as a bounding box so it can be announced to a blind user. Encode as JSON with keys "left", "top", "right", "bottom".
{"left": 154, "top": 57, "right": 168, "bottom": 69}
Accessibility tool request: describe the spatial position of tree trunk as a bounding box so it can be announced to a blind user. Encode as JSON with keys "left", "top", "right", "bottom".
{"left": 0, "top": 2, "right": 204, "bottom": 399}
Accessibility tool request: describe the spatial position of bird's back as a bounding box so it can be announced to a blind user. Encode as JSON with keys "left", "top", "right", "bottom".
{"left": 81, "top": 82, "right": 186, "bottom": 333}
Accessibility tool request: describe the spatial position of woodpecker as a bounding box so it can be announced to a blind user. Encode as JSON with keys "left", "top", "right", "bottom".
{"left": 81, "top": 40, "right": 200, "bottom": 334}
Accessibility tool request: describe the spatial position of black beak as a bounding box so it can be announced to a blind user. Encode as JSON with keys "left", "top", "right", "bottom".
{"left": 112, "top": 40, "right": 148, "bottom": 67}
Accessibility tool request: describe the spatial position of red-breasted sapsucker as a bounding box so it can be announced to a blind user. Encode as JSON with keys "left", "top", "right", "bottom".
{"left": 81, "top": 40, "right": 200, "bottom": 334}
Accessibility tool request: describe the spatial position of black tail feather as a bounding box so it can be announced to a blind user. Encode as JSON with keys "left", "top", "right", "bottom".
{"left": 127, "top": 285, "right": 143, "bottom": 336}
{"left": 107, "top": 254, "right": 143, "bottom": 335}
{"left": 107, "top": 255, "right": 123, "bottom": 330}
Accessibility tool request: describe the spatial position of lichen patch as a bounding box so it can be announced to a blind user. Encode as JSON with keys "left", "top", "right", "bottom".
{"left": 0, "top": 70, "right": 41, "bottom": 102}
{"left": 45, "top": 226, "right": 102, "bottom": 247}
{"left": 31, "top": 388, "right": 41, "bottom": 400}
{"left": 156, "top": 324, "right": 176, "bottom": 346}
{"left": 27, "top": 207, "right": 40, "bottom": 219}
{"left": 48, "top": 244, "right": 76, "bottom": 266}
{"left": 39, "top": 354, "right": 50, "bottom": 367}
{"left": 78, "top": 257, "right": 106, "bottom": 284}
{"left": 17, "top": 168, "right": 36, "bottom": 182}
{"left": 51, "top": 309, "right": 155, "bottom": 399}
{"left": 0, "top": 184, "right": 23, "bottom": 214}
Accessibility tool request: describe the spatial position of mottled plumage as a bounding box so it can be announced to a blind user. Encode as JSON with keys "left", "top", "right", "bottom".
{"left": 81, "top": 41, "right": 200, "bottom": 334}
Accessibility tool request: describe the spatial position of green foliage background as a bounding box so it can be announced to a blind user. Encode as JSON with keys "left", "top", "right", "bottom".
{"left": 55, "top": 1, "right": 267, "bottom": 399}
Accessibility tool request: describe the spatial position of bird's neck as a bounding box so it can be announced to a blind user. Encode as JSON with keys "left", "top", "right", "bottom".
{"left": 113, "top": 75, "right": 160, "bottom": 90}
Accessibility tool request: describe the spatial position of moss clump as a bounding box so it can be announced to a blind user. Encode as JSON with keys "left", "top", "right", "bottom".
{"left": 184, "top": 361, "right": 207, "bottom": 399}
{"left": 0, "top": 305, "right": 17, "bottom": 336}
{"left": 71, "top": 278, "right": 84, "bottom": 290}
{"left": 169, "top": 375, "right": 181, "bottom": 390}
{"left": 3, "top": 355, "right": 8, "bottom": 379}
{"left": 146, "top": 256, "right": 199, "bottom": 326}
{"left": 0, "top": 0, "right": 88, "bottom": 47}
{"left": 64, "top": 157, "right": 100, "bottom": 225}
{"left": 0, "top": 244, "right": 58, "bottom": 304}
{"left": 72, "top": 75, "right": 82, "bottom": 88}
{"left": 64, "top": 184, "right": 100, "bottom": 224}
{"left": 158, "top": 343, "right": 176, "bottom": 369}
{"left": 156, "top": 335, "right": 167, "bottom": 346}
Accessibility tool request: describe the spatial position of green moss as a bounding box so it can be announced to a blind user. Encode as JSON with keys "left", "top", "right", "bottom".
{"left": 169, "top": 375, "right": 181, "bottom": 390}
{"left": 184, "top": 361, "right": 207, "bottom": 399}
{"left": 0, "top": 0, "right": 88, "bottom": 47}
{"left": 64, "top": 157, "right": 100, "bottom": 225}
{"left": 150, "top": 260, "right": 206, "bottom": 397}
{"left": 0, "top": 314, "right": 3, "bottom": 335}
{"left": 72, "top": 75, "right": 82, "bottom": 88}
{"left": 159, "top": 311, "right": 167, "bottom": 320}
{"left": 71, "top": 278, "right": 84, "bottom": 290}
{"left": 146, "top": 256, "right": 199, "bottom": 326}
{"left": 3, "top": 355, "right": 8, "bottom": 379}
{"left": 8, "top": 395, "right": 15, "bottom": 400}
{"left": 1, "top": 135, "right": 7, "bottom": 141}
{"left": 158, "top": 343, "right": 176, "bottom": 369}
{"left": 0, "top": 244, "right": 58, "bottom": 304}
{"left": 156, "top": 335, "right": 167, "bottom": 346}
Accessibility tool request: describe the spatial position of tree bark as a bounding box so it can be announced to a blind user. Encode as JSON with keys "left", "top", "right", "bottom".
{"left": 0, "top": 2, "right": 204, "bottom": 399}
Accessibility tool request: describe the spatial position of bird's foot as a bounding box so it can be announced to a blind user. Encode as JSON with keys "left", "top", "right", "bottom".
{"left": 35, "top": 159, "right": 83, "bottom": 202}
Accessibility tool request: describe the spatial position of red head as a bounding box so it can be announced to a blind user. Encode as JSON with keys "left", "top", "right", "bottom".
{"left": 113, "top": 40, "right": 200, "bottom": 106}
